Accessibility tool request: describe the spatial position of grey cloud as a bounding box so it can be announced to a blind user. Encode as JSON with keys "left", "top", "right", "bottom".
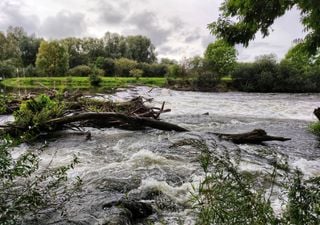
{"left": 95, "top": 0, "right": 128, "bottom": 24}
{"left": 185, "top": 33, "right": 201, "bottom": 43}
{"left": 0, "top": 0, "right": 39, "bottom": 33}
{"left": 124, "top": 11, "right": 172, "bottom": 46}
{"left": 40, "top": 11, "right": 87, "bottom": 38}
{"left": 247, "top": 41, "right": 283, "bottom": 49}
{"left": 201, "top": 35, "right": 214, "bottom": 47}
{"left": 158, "top": 46, "right": 178, "bottom": 55}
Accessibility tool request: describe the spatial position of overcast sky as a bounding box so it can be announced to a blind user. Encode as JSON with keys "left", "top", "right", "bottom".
{"left": 0, "top": 0, "right": 306, "bottom": 62}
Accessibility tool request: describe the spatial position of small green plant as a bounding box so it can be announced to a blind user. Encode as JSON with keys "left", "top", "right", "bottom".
{"left": 12, "top": 94, "right": 65, "bottom": 140}
{"left": 309, "top": 122, "right": 320, "bottom": 137}
{"left": 0, "top": 95, "right": 8, "bottom": 114}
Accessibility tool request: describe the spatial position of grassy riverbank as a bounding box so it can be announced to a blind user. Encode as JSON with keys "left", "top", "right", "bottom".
{"left": 1, "top": 77, "right": 167, "bottom": 90}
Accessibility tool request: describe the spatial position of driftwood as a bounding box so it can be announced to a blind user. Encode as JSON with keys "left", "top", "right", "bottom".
{"left": 48, "top": 112, "right": 188, "bottom": 132}
{"left": 314, "top": 108, "right": 320, "bottom": 121}
{"left": 213, "top": 129, "right": 291, "bottom": 144}
{"left": 0, "top": 93, "right": 188, "bottom": 139}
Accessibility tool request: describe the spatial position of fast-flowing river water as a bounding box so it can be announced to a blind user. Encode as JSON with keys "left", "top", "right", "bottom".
{"left": 3, "top": 87, "right": 320, "bottom": 224}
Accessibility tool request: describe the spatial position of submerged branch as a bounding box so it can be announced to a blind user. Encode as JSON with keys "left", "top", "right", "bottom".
{"left": 213, "top": 129, "right": 291, "bottom": 144}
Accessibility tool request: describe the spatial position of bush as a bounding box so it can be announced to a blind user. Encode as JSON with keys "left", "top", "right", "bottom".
{"left": 24, "top": 65, "right": 39, "bottom": 77}
{"left": 95, "top": 57, "right": 115, "bottom": 76}
{"left": 231, "top": 54, "right": 320, "bottom": 93}
{"left": 194, "top": 71, "right": 220, "bottom": 91}
{"left": 0, "top": 61, "right": 16, "bottom": 78}
{"left": 129, "top": 69, "right": 143, "bottom": 80}
{"left": 115, "top": 58, "right": 138, "bottom": 77}
{"left": 67, "top": 65, "right": 92, "bottom": 77}
{"left": 89, "top": 67, "right": 102, "bottom": 87}
{"left": 304, "top": 65, "right": 320, "bottom": 92}
{"left": 13, "top": 94, "right": 65, "bottom": 140}
{"left": 148, "top": 63, "right": 167, "bottom": 77}
{"left": 167, "top": 64, "right": 182, "bottom": 78}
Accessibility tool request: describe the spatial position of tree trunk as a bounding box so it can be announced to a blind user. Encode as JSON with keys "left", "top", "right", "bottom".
{"left": 48, "top": 112, "right": 189, "bottom": 132}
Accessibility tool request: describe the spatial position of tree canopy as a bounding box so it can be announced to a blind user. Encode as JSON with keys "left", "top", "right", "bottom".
{"left": 36, "top": 41, "right": 69, "bottom": 77}
{"left": 204, "top": 39, "right": 237, "bottom": 76}
{"left": 209, "top": 0, "right": 320, "bottom": 54}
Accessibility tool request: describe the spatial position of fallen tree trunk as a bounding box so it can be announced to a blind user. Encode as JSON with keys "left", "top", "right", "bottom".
{"left": 213, "top": 129, "right": 291, "bottom": 144}
{"left": 314, "top": 108, "right": 320, "bottom": 121}
{"left": 48, "top": 112, "right": 189, "bottom": 132}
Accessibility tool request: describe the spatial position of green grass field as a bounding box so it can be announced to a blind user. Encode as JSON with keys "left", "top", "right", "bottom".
{"left": 1, "top": 77, "right": 167, "bottom": 90}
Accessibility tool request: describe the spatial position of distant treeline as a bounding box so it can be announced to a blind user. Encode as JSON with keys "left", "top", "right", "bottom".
{"left": 0, "top": 26, "right": 177, "bottom": 78}
{"left": 1, "top": 26, "right": 320, "bottom": 92}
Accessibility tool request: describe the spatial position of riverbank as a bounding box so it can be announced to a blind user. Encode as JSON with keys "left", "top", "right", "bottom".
{"left": 0, "top": 77, "right": 167, "bottom": 90}
{"left": 0, "top": 76, "right": 235, "bottom": 93}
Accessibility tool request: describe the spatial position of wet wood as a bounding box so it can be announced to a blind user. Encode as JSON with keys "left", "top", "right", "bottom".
{"left": 214, "top": 129, "right": 291, "bottom": 144}
{"left": 314, "top": 108, "right": 320, "bottom": 121}
{"left": 48, "top": 112, "right": 188, "bottom": 132}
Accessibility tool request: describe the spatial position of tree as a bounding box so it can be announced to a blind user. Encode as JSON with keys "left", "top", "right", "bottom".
{"left": 126, "top": 35, "right": 156, "bottom": 63}
{"left": 19, "top": 35, "right": 42, "bottom": 67}
{"left": 281, "top": 42, "right": 320, "bottom": 71}
{"left": 204, "top": 39, "right": 237, "bottom": 76}
{"left": 36, "top": 41, "right": 69, "bottom": 77}
{"left": 209, "top": 0, "right": 320, "bottom": 54}
{"left": 95, "top": 57, "right": 115, "bottom": 76}
{"left": 114, "top": 58, "right": 138, "bottom": 77}
{"left": 103, "top": 32, "right": 127, "bottom": 59}
{"left": 82, "top": 37, "right": 105, "bottom": 63}
{"left": 61, "top": 38, "right": 89, "bottom": 68}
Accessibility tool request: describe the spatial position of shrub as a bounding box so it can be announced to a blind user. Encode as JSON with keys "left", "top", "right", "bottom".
{"left": 67, "top": 65, "right": 92, "bottom": 77}
{"left": 148, "top": 63, "right": 167, "bottom": 77}
{"left": 115, "top": 58, "right": 138, "bottom": 77}
{"left": 13, "top": 95, "right": 65, "bottom": 140}
{"left": 194, "top": 71, "right": 220, "bottom": 91}
{"left": 0, "top": 61, "right": 16, "bottom": 78}
{"left": 95, "top": 57, "right": 115, "bottom": 76}
{"left": 89, "top": 67, "right": 102, "bottom": 87}
{"left": 24, "top": 65, "right": 39, "bottom": 77}
{"left": 167, "top": 64, "right": 182, "bottom": 78}
{"left": 304, "top": 65, "right": 320, "bottom": 92}
{"left": 129, "top": 69, "right": 143, "bottom": 80}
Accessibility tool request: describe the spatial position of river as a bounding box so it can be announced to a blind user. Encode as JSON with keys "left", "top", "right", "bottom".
{"left": 3, "top": 87, "right": 320, "bottom": 224}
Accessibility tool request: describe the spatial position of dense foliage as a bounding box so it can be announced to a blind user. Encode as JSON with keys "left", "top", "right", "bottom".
{"left": 209, "top": 0, "right": 320, "bottom": 54}
{"left": 232, "top": 54, "right": 320, "bottom": 92}
{"left": 0, "top": 27, "right": 161, "bottom": 79}
{"left": 204, "top": 39, "right": 237, "bottom": 76}
{"left": 36, "top": 41, "right": 69, "bottom": 77}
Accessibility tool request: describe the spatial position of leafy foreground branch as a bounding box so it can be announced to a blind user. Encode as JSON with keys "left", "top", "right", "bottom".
{"left": 0, "top": 137, "right": 82, "bottom": 224}
{"left": 181, "top": 139, "right": 320, "bottom": 225}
